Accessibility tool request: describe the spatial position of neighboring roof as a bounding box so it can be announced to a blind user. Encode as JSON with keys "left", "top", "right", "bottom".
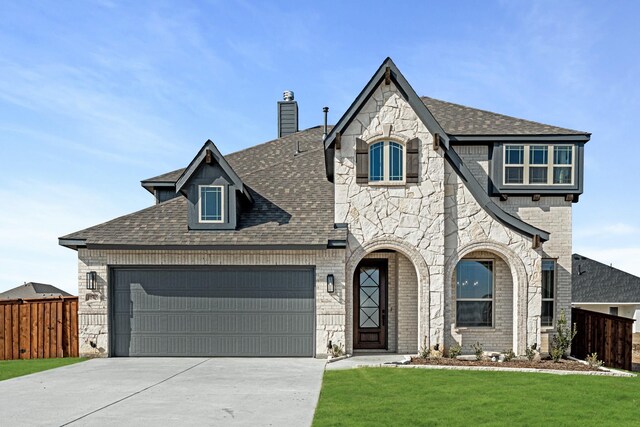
{"left": 421, "top": 97, "right": 589, "bottom": 137}
{"left": 60, "top": 126, "right": 346, "bottom": 249}
{"left": 0, "top": 282, "right": 72, "bottom": 300}
{"left": 572, "top": 254, "right": 640, "bottom": 303}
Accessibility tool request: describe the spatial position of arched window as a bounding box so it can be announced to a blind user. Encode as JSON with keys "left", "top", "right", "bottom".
{"left": 368, "top": 141, "right": 404, "bottom": 182}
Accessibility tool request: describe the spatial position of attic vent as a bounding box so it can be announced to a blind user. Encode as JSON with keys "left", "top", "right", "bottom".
{"left": 278, "top": 90, "right": 298, "bottom": 138}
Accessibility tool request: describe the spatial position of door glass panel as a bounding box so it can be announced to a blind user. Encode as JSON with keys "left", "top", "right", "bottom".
{"left": 359, "top": 267, "right": 380, "bottom": 328}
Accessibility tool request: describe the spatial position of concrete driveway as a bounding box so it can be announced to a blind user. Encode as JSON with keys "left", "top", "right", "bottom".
{"left": 0, "top": 358, "right": 326, "bottom": 426}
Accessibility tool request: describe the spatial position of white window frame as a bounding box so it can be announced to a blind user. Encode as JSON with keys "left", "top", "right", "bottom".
{"left": 198, "top": 185, "right": 225, "bottom": 223}
{"left": 503, "top": 144, "right": 574, "bottom": 186}
{"left": 368, "top": 139, "right": 406, "bottom": 185}
{"left": 455, "top": 259, "right": 495, "bottom": 328}
{"left": 541, "top": 259, "right": 556, "bottom": 329}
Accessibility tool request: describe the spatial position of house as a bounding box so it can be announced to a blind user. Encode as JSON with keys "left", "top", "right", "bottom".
{"left": 572, "top": 253, "right": 640, "bottom": 333}
{"left": 59, "top": 58, "right": 590, "bottom": 357}
{"left": 0, "top": 282, "right": 72, "bottom": 300}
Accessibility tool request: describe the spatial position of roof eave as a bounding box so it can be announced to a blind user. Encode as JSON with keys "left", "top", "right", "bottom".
{"left": 449, "top": 134, "right": 591, "bottom": 143}
{"left": 58, "top": 238, "right": 87, "bottom": 250}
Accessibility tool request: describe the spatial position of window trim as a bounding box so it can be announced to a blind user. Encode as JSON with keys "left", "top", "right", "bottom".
{"left": 455, "top": 259, "right": 495, "bottom": 328}
{"left": 198, "top": 184, "right": 225, "bottom": 223}
{"left": 367, "top": 139, "right": 406, "bottom": 185}
{"left": 503, "top": 144, "right": 574, "bottom": 186}
{"left": 541, "top": 258, "right": 556, "bottom": 329}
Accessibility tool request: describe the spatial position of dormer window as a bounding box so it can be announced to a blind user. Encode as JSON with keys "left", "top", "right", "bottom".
{"left": 369, "top": 141, "right": 404, "bottom": 183}
{"left": 503, "top": 144, "right": 574, "bottom": 186}
{"left": 199, "top": 185, "right": 224, "bottom": 223}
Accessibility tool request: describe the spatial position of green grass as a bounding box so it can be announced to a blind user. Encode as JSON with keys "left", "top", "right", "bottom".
{"left": 313, "top": 368, "right": 640, "bottom": 426}
{"left": 0, "top": 358, "right": 86, "bottom": 381}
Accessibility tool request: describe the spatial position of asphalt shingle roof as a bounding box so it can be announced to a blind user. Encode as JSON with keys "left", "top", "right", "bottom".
{"left": 62, "top": 127, "right": 345, "bottom": 247}
{"left": 0, "top": 282, "right": 72, "bottom": 299}
{"left": 421, "top": 97, "right": 588, "bottom": 136}
{"left": 572, "top": 254, "right": 640, "bottom": 303}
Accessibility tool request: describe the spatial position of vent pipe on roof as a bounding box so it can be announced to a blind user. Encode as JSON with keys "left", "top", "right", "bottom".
{"left": 322, "top": 106, "right": 329, "bottom": 141}
{"left": 278, "top": 90, "right": 298, "bottom": 138}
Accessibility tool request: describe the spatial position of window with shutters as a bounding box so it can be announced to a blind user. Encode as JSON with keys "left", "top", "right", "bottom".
{"left": 356, "top": 138, "right": 419, "bottom": 184}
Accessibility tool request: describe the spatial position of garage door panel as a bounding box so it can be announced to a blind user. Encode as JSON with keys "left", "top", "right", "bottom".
{"left": 112, "top": 267, "right": 315, "bottom": 357}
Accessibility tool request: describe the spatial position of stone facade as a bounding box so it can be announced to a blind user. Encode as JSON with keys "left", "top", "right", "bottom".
{"left": 334, "top": 80, "right": 572, "bottom": 355}
{"left": 77, "top": 249, "right": 346, "bottom": 357}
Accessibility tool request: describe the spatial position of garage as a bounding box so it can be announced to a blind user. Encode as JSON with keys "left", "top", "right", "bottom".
{"left": 111, "top": 267, "right": 315, "bottom": 357}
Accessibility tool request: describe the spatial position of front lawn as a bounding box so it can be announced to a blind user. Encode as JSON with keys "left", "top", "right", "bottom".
{"left": 313, "top": 368, "right": 640, "bottom": 426}
{"left": 0, "top": 358, "right": 86, "bottom": 381}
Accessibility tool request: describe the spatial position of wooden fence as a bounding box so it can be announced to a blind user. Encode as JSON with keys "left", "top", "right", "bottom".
{"left": 571, "top": 307, "right": 634, "bottom": 371}
{"left": 0, "top": 296, "right": 78, "bottom": 360}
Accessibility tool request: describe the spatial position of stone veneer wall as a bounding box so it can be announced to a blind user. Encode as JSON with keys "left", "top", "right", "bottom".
{"left": 76, "top": 249, "right": 346, "bottom": 358}
{"left": 335, "top": 80, "right": 552, "bottom": 355}
{"left": 450, "top": 250, "right": 513, "bottom": 353}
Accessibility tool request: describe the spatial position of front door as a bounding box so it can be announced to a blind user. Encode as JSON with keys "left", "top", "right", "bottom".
{"left": 354, "top": 259, "right": 387, "bottom": 349}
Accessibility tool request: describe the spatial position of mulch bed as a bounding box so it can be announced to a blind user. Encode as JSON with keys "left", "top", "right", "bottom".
{"left": 410, "top": 357, "right": 599, "bottom": 372}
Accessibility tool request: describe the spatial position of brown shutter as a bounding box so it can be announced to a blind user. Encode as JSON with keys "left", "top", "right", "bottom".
{"left": 356, "top": 138, "right": 369, "bottom": 184}
{"left": 406, "top": 137, "right": 420, "bottom": 183}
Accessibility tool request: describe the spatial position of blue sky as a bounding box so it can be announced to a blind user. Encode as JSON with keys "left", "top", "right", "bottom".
{"left": 0, "top": 1, "right": 639, "bottom": 294}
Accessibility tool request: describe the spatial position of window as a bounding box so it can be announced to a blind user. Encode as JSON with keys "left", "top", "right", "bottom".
{"left": 369, "top": 141, "right": 404, "bottom": 182}
{"left": 609, "top": 307, "right": 619, "bottom": 316}
{"left": 199, "top": 185, "right": 224, "bottom": 223}
{"left": 456, "top": 260, "right": 493, "bottom": 327}
{"left": 503, "top": 144, "right": 574, "bottom": 186}
{"left": 541, "top": 260, "right": 555, "bottom": 327}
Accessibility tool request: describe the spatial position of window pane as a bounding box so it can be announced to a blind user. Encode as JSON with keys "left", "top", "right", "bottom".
{"left": 369, "top": 142, "right": 384, "bottom": 181}
{"left": 529, "top": 167, "right": 548, "bottom": 184}
{"left": 530, "top": 146, "right": 548, "bottom": 164}
{"left": 505, "top": 167, "right": 523, "bottom": 184}
{"left": 553, "top": 167, "right": 572, "bottom": 184}
{"left": 542, "top": 260, "right": 555, "bottom": 299}
{"left": 456, "top": 260, "right": 493, "bottom": 299}
{"left": 457, "top": 301, "right": 492, "bottom": 327}
{"left": 541, "top": 301, "right": 554, "bottom": 327}
{"left": 389, "top": 142, "right": 403, "bottom": 181}
{"left": 200, "top": 186, "right": 222, "bottom": 221}
{"left": 554, "top": 146, "right": 572, "bottom": 165}
{"left": 505, "top": 146, "right": 524, "bottom": 164}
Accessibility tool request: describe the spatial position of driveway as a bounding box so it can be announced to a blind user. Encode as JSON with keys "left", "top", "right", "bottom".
{"left": 0, "top": 358, "right": 326, "bottom": 426}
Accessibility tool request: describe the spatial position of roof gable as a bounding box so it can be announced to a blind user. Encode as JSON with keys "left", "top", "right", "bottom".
{"left": 324, "top": 57, "right": 449, "bottom": 151}
{"left": 175, "top": 140, "right": 252, "bottom": 203}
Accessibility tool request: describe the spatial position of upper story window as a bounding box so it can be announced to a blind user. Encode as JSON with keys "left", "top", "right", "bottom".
{"left": 369, "top": 141, "right": 404, "bottom": 183}
{"left": 199, "top": 185, "right": 224, "bottom": 223}
{"left": 504, "top": 144, "right": 574, "bottom": 186}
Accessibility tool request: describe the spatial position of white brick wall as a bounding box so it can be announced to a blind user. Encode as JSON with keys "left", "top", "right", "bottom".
{"left": 77, "top": 249, "right": 346, "bottom": 357}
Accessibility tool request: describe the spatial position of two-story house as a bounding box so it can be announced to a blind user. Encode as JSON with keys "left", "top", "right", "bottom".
{"left": 60, "top": 58, "right": 589, "bottom": 357}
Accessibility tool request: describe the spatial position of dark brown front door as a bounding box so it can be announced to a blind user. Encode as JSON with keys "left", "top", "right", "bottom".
{"left": 354, "top": 259, "right": 387, "bottom": 349}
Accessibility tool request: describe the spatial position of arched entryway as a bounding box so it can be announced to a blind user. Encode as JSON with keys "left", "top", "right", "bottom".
{"left": 346, "top": 237, "right": 430, "bottom": 354}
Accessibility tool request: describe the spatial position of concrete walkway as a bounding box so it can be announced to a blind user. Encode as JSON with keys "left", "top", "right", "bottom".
{"left": 326, "top": 354, "right": 409, "bottom": 370}
{"left": 0, "top": 358, "right": 326, "bottom": 426}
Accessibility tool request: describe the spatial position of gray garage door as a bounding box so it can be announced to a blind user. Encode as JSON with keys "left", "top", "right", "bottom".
{"left": 111, "top": 267, "right": 315, "bottom": 357}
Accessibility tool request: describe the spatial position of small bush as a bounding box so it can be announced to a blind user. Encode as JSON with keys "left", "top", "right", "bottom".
{"left": 419, "top": 344, "right": 430, "bottom": 359}
{"left": 525, "top": 343, "right": 537, "bottom": 362}
{"left": 586, "top": 352, "right": 604, "bottom": 368}
{"left": 503, "top": 349, "right": 516, "bottom": 362}
{"left": 551, "top": 309, "right": 577, "bottom": 362}
{"left": 471, "top": 342, "right": 483, "bottom": 361}
{"left": 330, "top": 342, "right": 344, "bottom": 358}
{"left": 447, "top": 343, "right": 462, "bottom": 359}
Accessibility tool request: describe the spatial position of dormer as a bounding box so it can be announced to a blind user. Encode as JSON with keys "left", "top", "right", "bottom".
{"left": 175, "top": 140, "right": 253, "bottom": 230}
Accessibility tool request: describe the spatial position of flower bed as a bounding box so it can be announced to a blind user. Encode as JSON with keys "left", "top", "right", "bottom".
{"left": 410, "top": 357, "right": 599, "bottom": 372}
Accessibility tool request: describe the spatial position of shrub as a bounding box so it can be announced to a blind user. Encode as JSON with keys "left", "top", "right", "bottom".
{"left": 419, "top": 344, "right": 430, "bottom": 359}
{"left": 503, "top": 349, "right": 516, "bottom": 362}
{"left": 447, "top": 343, "right": 462, "bottom": 359}
{"left": 586, "top": 352, "right": 604, "bottom": 368}
{"left": 471, "top": 341, "right": 483, "bottom": 361}
{"left": 330, "top": 342, "right": 344, "bottom": 358}
{"left": 550, "top": 309, "right": 577, "bottom": 362}
{"left": 525, "top": 343, "right": 537, "bottom": 362}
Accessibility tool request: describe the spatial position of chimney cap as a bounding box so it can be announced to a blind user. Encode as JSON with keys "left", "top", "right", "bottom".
{"left": 283, "top": 90, "right": 294, "bottom": 101}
